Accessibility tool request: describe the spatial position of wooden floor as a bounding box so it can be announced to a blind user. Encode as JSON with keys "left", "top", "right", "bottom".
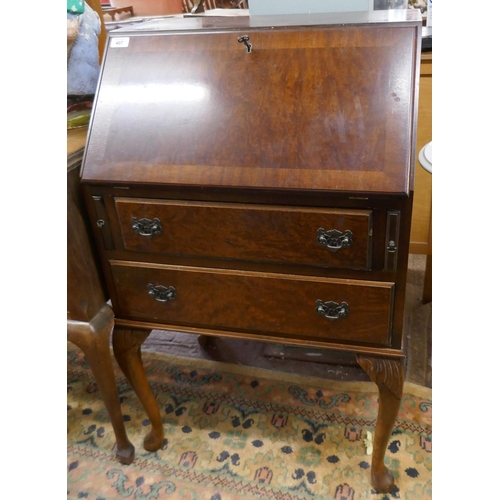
{"left": 137, "top": 254, "right": 432, "bottom": 388}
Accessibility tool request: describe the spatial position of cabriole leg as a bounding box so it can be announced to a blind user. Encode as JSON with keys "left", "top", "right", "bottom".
{"left": 356, "top": 355, "right": 405, "bottom": 493}
{"left": 68, "top": 305, "right": 135, "bottom": 465}
{"left": 113, "top": 327, "right": 164, "bottom": 452}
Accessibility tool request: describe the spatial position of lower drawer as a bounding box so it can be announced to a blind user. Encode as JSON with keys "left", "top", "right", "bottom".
{"left": 110, "top": 261, "right": 395, "bottom": 346}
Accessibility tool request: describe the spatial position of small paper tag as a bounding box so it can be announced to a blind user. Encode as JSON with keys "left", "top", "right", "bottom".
{"left": 110, "top": 37, "right": 130, "bottom": 48}
{"left": 364, "top": 430, "right": 373, "bottom": 455}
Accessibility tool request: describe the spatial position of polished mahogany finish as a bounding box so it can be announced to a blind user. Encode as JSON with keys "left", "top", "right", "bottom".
{"left": 67, "top": 145, "right": 135, "bottom": 464}
{"left": 68, "top": 154, "right": 108, "bottom": 321}
{"left": 81, "top": 11, "right": 421, "bottom": 493}
{"left": 83, "top": 14, "right": 419, "bottom": 195}
{"left": 110, "top": 261, "right": 394, "bottom": 345}
{"left": 115, "top": 199, "right": 373, "bottom": 269}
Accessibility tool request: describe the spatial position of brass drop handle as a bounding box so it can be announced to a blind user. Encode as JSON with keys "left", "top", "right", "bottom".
{"left": 317, "top": 228, "right": 353, "bottom": 252}
{"left": 315, "top": 299, "right": 349, "bottom": 320}
{"left": 147, "top": 284, "right": 176, "bottom": 303}
{"left": 238, "top": 35, "right": 252, "bottom": 53}
{"left": 131, "top": 217, "right": 162, "bottom": 237}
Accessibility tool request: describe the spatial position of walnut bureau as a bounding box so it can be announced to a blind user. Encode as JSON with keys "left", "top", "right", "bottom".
{"left": 80, "top": 11, "right": 421, "bottom": 493}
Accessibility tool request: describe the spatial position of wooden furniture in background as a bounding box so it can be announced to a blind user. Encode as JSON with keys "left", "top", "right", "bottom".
{"left": 81, "top": 12, "right": 422, "bottom": 493}
{"left": 423, "top": 213, "right": 432, "bottom": 303}
{"left": 86, "top": 0, "right": 108, "bottom": 64}
{"left": 184, "top": 0, "right": 248, "bottom": 13}
{"left": 108, "top": 0, "right": 183, "bottom": 17}
{"left": 102, "top": 5, "right": 134, "bottom": 21}
{"left": 67, "top": 128, "right": 135, "bottom": 465}
{"left": 417, "top": 139, "right": 432, "bottom": 305}
{"left": 409, "top": 52, "right": 432, "bottom": 301}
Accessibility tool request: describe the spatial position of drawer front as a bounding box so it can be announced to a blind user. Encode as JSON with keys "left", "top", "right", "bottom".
{"left": 110, "top": 261, "right": 394, "bottom": 346}
{"left": 115, "top": 199, "right": 372, "bottom": 270}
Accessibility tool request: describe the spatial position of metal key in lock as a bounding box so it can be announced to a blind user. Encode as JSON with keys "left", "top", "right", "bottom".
{"left": 238, "top": 36, "right": 252, "bottom": 53}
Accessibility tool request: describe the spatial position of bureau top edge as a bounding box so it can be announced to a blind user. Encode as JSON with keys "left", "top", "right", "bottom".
{"left": 111, "top": 9, "right": 422, "bottom": 36}
{"left": 80, "top": 180, "right": 413, "bottom": 203}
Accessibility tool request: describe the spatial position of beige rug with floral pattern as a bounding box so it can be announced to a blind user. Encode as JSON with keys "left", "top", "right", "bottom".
{"left": 67, "top": 344, "right": 431, "bottom": 500}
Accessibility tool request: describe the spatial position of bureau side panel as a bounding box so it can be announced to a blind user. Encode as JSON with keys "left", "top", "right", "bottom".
{"left": 67, "top": 165, "right": 108, "bottom": 320}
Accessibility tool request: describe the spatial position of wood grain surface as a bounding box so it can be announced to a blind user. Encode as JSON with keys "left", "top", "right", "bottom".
{"left": 115, "top": 198, "right": 373, "bottom": 269}
{"left": 409, "top": 54, "right": 432, "bottom": 254}
{"left": 83, "top": 25, "right": 419, "bottom": 195}
{"left": 110, "top": 261, "right": 395, "bottom": 346}
{"left": 67, "top": 156, "right": 108, "bottom": 320}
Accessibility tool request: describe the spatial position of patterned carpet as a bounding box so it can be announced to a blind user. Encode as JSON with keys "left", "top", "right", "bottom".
{"left": 67, "top": 344, "right": 432, "bottom": 500}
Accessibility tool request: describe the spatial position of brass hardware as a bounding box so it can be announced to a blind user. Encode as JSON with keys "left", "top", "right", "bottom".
{"left": 238, "top": 35, "right": 252, "bottom": 53}
{"left": 92, "top": 195, "right": 114, "bottom": 249}
{"left": 147, "top": 284, "right": 176, "bottom": 303}
{"left": 317, "top": 228, "right": 353, "bottom": 252}
{"left": 131, "top": 217, "right": 162, "bottom": 237}
{"left": 315, "top": 299, "right": 349, "bottom": 320}
{"left": 384, "top": 211, "right": 400, "bottom": 272}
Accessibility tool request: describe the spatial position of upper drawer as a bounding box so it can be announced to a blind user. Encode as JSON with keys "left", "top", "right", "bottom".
{"left": 115, "top": 198, "right": 372, "bottom": 270}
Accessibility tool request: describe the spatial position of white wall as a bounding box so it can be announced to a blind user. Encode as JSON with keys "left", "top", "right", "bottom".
{"left": 248, "top": 0, "right": 371, "bottom": 15}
